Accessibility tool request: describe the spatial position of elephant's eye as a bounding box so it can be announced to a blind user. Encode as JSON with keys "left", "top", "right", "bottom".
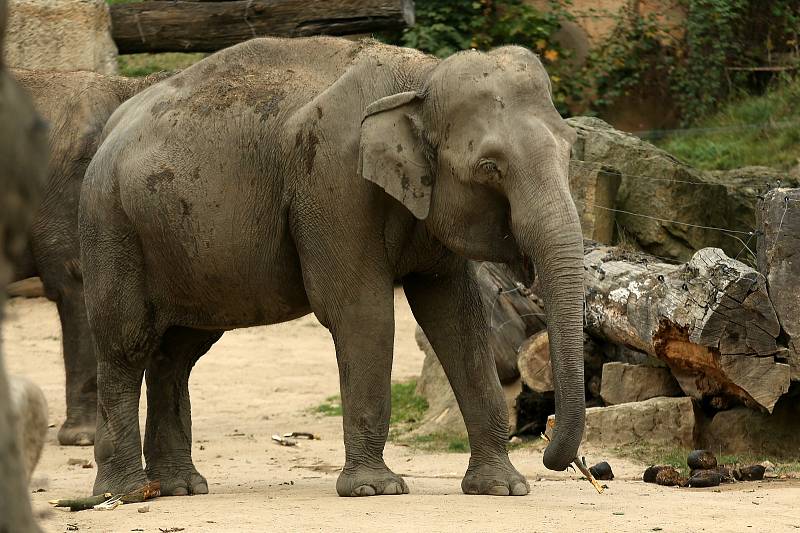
{"left": 477, "top": 158, "right": 501, "bottom": 181}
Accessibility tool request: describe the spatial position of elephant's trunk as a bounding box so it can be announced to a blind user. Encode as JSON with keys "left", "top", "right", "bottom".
{"left": 509, "top": 176, "right": 585, "bottom": 471}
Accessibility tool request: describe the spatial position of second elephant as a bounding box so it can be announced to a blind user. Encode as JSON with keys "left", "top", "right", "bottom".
{"left": 11, "top": 69, "right": 171, "bottom": 445}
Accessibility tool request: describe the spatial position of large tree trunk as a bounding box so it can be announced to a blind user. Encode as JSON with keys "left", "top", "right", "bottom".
{"left": 757, "top": 188, "right": 800, "bottom": 381}
{"left": 583, "top": 242, "right": 789, "bottom": 412}
{"left": 110, "top": 0, "right": 414, "bottom": 54}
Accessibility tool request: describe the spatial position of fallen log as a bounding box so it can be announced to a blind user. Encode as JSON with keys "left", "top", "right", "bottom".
{"left": 583, "top": 243, "right": 789, "bottom": 412}
{"left": 110, "top": 0, "right": 414, "bottom": 54}
{"left": 757, "top": 188, "right": 800, "bottom": 381}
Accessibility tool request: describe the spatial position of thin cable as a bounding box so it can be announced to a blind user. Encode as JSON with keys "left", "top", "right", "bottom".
{"left": 582, "top": 202, "right": 756, "bottom": 235}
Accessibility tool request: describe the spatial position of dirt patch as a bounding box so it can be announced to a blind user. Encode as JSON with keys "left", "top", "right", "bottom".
{"left": 3, "top": 292, "right": 800, "bottom": 532}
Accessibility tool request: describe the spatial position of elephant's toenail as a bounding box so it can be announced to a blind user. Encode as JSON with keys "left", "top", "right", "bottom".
{"left": 171, "top": 486, "right": 188, "bottom": 496}
{"left": 353, "top": 485, "right": 376, "bottom": 497}
{"left": 193, "top": 482, "right": 209, "bottom": 495}
{"left": 383, "top": 482, "right": 401, "bottom": 494}
{"left": 511, "top": 482, "right": 529, "bottom": 496}
{"left": 487, "top": 485, "right": 510, "bottom": 496}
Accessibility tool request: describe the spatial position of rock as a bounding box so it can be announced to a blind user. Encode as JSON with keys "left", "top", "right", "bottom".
{"left": 567, "top": 117, "right": 799, "bottom": 261}
{"left": 599, "top": 362, "right": 682, "bottom": 405}
{"left": 757, "top": 188, "right": 800, "bottom": 381}
{"left": 698, "top": 395, "right": 800, "bottom": 458}
{"left": 414, "top": 328, "right": 521, "bottom": 437}
{"left": 688, "top": 471, "right": 721, "bottom": 488}
{"left": 413, "top": 329, "right": 466, "bottom": 436}
{"left": 577, "top": 396, "right": 696, "bottom": 448}
{"left": 589, "top": 461, "right": 614, "bottom": 480}
{"left": 6, "top": 0, "right": 118, "bottom": 74}
{"left": 8, "top": 375, "right": 48, "bottom": 481}
{"left": 568, "top": 160, "right": 621, "bottom": 243}
{"left": 686, "top": 450, "right": 717, "bottom": 471}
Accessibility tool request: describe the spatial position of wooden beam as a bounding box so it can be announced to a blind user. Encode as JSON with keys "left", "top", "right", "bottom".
{"left": 110, "top": 0, "right": 414, "bottom": 54}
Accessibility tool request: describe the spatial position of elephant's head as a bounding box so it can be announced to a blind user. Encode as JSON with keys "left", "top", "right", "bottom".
{"left": 359, "top": 46, "right": 584, "bottom": 471}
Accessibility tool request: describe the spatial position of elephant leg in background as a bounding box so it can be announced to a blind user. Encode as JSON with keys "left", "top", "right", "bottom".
{"left": 53, "top": 281, "right": 98, "bottom": 446}
{"left": 144, "top": 326, "right": 222, "bottom": 496}
{"left": 404, "top": 261, "right": 529, "bottom": 496}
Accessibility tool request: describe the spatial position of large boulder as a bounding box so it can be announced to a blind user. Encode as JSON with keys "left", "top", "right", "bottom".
{"left": 8, "top": 376, "right": 48, "bottom": 481}
{"left": 600, "top": 362, "right": 682, "bottom": 405}
{"left": 414, "top": 327, "right": 521, "bottom": 437}
{"left": 699, "top": 394, "right": 800, "bottom": 457}
{"left": 566, "top": 117, "right": 799, "bottom": 261}
{"left": 570, "top": 396, "right": 696, "bottom": 448}
{"left": 6, "top": 0, "right": 118, "bottom": 74}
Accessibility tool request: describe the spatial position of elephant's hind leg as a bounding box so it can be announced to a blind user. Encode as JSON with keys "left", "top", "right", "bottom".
{"left": 82, "top": 186, "right": 158, "bottom": 495}
{"left": 144, "top": 326, "right": 222, "bottom": 496}
{"left": 404, "top": 261, "right": 529, "bottom": 496}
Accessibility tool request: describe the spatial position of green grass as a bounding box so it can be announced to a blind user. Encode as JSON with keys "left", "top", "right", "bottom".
{"left": 613, "top": 442, "right": 800, "bottom": 477}
{"left": 314, "top": 394, "right": 343, "bottom": 417}
{"left": 658, "top": 76, "right": 800, "bottom": 170}
{"left": 313, "top": 379, "right": 429, "bottom": 429}
{"left": 117, "top": 53, "right": 206, "bottom": 77}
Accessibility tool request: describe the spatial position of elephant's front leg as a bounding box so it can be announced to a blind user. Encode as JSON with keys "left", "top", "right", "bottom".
{"left": 331, "top": 295, "right": 408, "bottom": 497}
{"left": 307, "top": 270, "right": 407, "bottom": 496}
{"left": 404, "top": 260, "right": 529, "bottom": 496}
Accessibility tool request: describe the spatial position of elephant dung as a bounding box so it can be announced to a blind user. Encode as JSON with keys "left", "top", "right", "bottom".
{"left": 600, "top": 362, "right": 682, "bottom": 405}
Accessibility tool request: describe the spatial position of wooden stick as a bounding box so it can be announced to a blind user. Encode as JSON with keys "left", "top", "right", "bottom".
{"left": 543, "top": 419, "right": 604, "bottom": 494}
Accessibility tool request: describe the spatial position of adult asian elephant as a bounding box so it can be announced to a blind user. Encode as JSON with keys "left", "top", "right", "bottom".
{"left": 0, "top": 0, "right": 49, "bottom": 528}
{"left": 10, "top": 69, "right": 171, "bottom": 445}
{"left": 80, "top": 37, "right": 585, "bottom": 498}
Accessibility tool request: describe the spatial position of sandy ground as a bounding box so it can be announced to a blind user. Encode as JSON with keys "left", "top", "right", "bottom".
{"left": 3, "top": 291, "right": 800, "bottom": 533}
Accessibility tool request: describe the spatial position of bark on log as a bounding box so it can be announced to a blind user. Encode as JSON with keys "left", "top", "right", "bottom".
{"left": 476, "top": 263, "right": 546, "bottom": 383}
{"left": 110, "top": 0, "right": 414, "bottom": 54}
{"left": 583, "top": 243, "right": 789, "bottom": 412}
{"left": 757, "top": 188, "right": 800, "bottom": 381}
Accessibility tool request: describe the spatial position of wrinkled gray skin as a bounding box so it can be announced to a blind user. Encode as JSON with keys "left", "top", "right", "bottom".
{"left": 0, "top": 0, "right": 48, "bottom": 528}
{"left": 11, "top": 70, "right": 170, "bottom": 446}
{"left": 81, "top": 37, "right": 585, "bottom": 498}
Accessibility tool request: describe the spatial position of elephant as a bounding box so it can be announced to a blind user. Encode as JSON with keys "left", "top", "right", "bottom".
{"left": 80, "top": 37, "right": 585, "bottom": 498}
{"left": 10, "top": 69, "right": 171, "bottom": 445}
{"left": 0, "top": 0, "right": 49, "bottom": 528}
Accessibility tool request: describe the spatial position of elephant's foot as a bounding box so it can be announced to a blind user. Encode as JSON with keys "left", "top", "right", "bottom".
{"left": 462, "top": 457, "right": 529, "bottom": 496}
{"left": 336, "top": 462, "right": 409, "bottom": 497}
{"left": 146, "top": 463, "right": 208, "bottom": 496}
{"left": 93, "top": 466, "right": 148, "bottom": 496}
{"left": 58, "top": 417, "right": 95, "bottom": 446}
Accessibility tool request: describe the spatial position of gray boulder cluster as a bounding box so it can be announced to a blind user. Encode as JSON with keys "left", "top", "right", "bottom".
{"left": 414, "top": 118, "right": 800, "bottom": 457}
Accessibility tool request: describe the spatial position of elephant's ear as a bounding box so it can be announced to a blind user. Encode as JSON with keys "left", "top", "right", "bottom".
{"left": 359, "top": 92, "right": 432, "bottom": 220}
